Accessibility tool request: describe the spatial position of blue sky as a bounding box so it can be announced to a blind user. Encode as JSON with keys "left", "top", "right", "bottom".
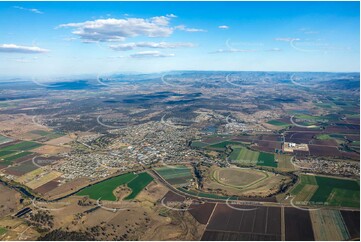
{"left": 0, "top": 1, "right": 359, "bottom": 77}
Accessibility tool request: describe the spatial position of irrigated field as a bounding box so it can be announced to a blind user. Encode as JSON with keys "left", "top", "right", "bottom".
{"left": 229, "top": 147, "right": 278, "bottom": 168}
{"left": 291, "top": 174, "right": 360, "bottom": 208}
{"left": 257, "top": 152, "right": 277, "bottom": 167}
{"left": 0, "top": 141, "right": 42, "bottom": 152}
{"left": 77, "top": 172, "right": 153, "bottom": 201}
{"left": 229, "top": 147, "right": 259, "bottom": 164}
{"left": 0, "top": 135, "right": 12, "bottom": 144}
{"left": 124, "top": 172, "right": 154, "bottom": 200}
{"left": 155, "top": 166, "right": 193, "bottom": 186}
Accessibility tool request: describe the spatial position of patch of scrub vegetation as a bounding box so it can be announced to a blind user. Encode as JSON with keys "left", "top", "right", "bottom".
{"left": 0, "top": 227, "right": 7, "bottom": 236}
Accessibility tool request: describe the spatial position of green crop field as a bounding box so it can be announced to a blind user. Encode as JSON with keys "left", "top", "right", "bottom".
{"left": 155, "top": 166, "right": 193, "bottom": 186}
{"left": 3, "top": 151, "right": 32, "bottom": 162}
{"left": 0, "top": 141, "right": 42, "bottom": 152}
{"left": 257, "top": 152, "right": 277, "bottom": 167}
{"left": 229, "top": 147, "right": 259, "bottom": 164}
{"left": 267, "top": 120, "right": 290, "bottom": 127}
{"left": 0, "top": 151, "right": 33, "bottom": 166}
{"left": 77, "top": 173, "right": 137, "bottom": 201}
{"left": 0, "top": 135, "right": 12, "bottom": 144}
{"left": 291, "top": 174, "right": 359, "bottom": 208}
{"left": 77, "top": 172, "right": 153, "bottom": 201}
{"left": 190, "top": 141, "right": 209, "bottom": 148}
{"left": 0, "top": 150, "right": 17, "bottom": 158}
{"left": 206, "top": 140, "right": 242, "bottom": 150}
{"left": 124, "top": 172, "right": 154, "bottom": 200}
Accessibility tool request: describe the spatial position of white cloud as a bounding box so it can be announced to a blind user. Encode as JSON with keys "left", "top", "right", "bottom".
{"left": 175, "top": 25, "right": 207, "bottom": 33}
{"left": 267, "top": 48, "right": 282, "bottom": 52}
{"left": 299, "top": 28, "right": 319, "bottom": 34}
{"left": 210, "top": 48, "right": 255, "bottom": 54}
{"left": 58, "top": 17, "right": 174, "bottom": 42}
{"left": 109, "top": 41, "right": 195, "bottom": 51}
{"left": 166, "top": 14, "right": 177, "bottom": 18}
{"left": 274, "top": 38, "right": 300, "bottom": 42}
{"left": 14, "top": 6, "right": 43, "bottom": 14}
{"left": 130, "top": 51, "right": 175, "bottom": 58}
{"left": 218, "top": 25, "right": 229, "bottom": 29}
{"left": 0, "top": 44, "right": 49, "bottom": 54}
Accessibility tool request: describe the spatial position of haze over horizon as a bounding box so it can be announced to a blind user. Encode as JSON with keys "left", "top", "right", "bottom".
{"left": 0, "top": 1, "right": 359, "bottom": 77}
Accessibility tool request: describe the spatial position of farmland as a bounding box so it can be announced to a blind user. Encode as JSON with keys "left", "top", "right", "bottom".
{"left": 309, "top": 210, "right": 350, "bottom": 241}
{"left": 77, "top": 172, "right": 153, "bottom": 201}
{"left": 155, "top": 166, "right": 193, "bottom": 186}
{"left": 291, "top": 174, "right": 360, "bottom": 208}
{"left": 267, "top": 119, "right": 290, "bottom": 127}
{"left": 0, "top": 141, "right": 42, "bottom": 152}
{"left": 77, "top": 173, "right": 137, "bottom": 201}
{"left": 229, "top": 147, "right": 259, "bottom": 164}
{"left": 0, "top": 135, "right": 12, "bottom": 144}
{"left": 203, "top": 204, "right": 281, "bottom": 240}
{"left": 124, "top": 172, "right": 154, "bottom": 200}
{"left": 229, "top": 147, "right": 277, "bottom": 168}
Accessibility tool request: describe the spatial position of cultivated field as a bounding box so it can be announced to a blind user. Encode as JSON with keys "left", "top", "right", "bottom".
{"left": 124, "top": 172, "right": 154, "bottom": 200}
{"left": 77, "top": 172, "right": 153, "bottom": 201}
{"left": 229, "top": 147, "right": 278, "bottom": 167}
{"left": 309, "top": 209, "right": 350, "bottom": 241}
{"left": 291, "top": 174, "right": 360, "bottom": 208}
{"left": 155, "top": 166, "right": 193, "bottom": 186}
